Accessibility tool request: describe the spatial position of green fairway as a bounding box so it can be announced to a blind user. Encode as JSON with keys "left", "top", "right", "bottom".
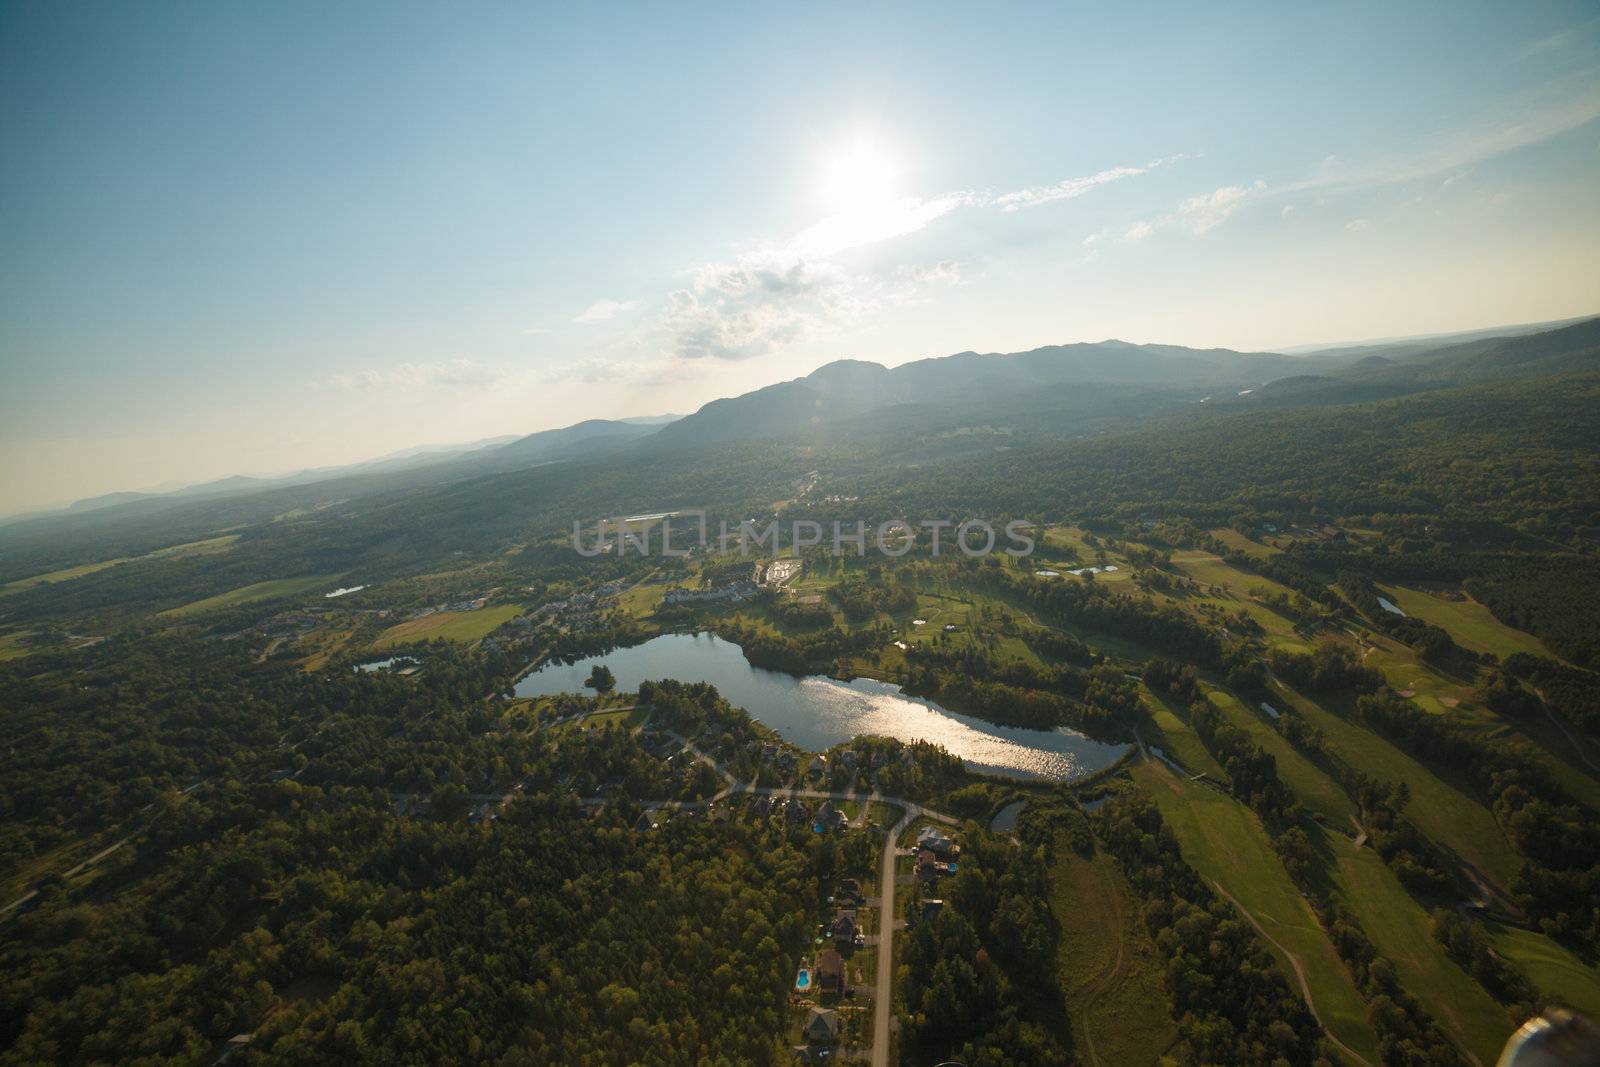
{"left": 371, "top": 603, "right": 523, "bottom": 648}
{"left": 1133, "top": 761, "right": 1382, "bottom": 1064}
{"left": 1325, "top": 827, "right": 1513, "bottom": 1064}
{"left": 1354, "top": 630, "right": 1478, "bottom": 717}
{"left": 1488, "top": 922, "right": 1600, "bottom": 1017}
{"left": 159, "top": 574, "right": 342, "bottom": 617}
{"left": 1204, "top": 686, "right": 1356, "bottom": 826}
{"left": 1164, "top": 550, "right": 1310, "bottom": 649}
{"left": 1378, "top": 584, "right": 1552, "bottom": 660}
{"left": 1145, "top": 697, "right": 1228, "bottom": 780}
{"left": 1270, "top": 681, "right": 1523, "bottom": 891}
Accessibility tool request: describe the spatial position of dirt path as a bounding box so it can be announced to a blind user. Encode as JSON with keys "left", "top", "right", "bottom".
{"left": 1208, "top": 879, "right": 1373, "bottom": 1067}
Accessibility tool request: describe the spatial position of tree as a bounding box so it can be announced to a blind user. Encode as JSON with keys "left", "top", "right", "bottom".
{"left": 586, "top": 664, "right": 616, "bottom": 693}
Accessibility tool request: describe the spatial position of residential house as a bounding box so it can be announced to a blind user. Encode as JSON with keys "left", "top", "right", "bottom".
{"left": 814, "top": 801, "right": 848, "bottom": 831}
{"left": 917, "top": 848, "right": 939, "bottom": 882}
{"left": 832, "top": 911, "right": 857, "bottom": 949}
{"left": 804, "top": 1006, "right": 841, "bottom": 1044}
{"left": 814, "top": 951, "right": 845, "bottom": 995}
{"left": 921, "top": 899, "right": 945, "bottom": 923}
{"left": 917, "top": 826, "right": 957, "bottom": 857}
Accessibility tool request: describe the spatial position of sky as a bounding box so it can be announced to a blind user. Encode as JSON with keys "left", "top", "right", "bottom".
{"left": 2, "top": 2, "right": 1599, "bottom": 514}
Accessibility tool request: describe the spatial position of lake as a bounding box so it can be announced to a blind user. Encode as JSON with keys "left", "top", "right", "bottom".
{"left": 515, "top": 631, "right": 1129, "bottom": 781}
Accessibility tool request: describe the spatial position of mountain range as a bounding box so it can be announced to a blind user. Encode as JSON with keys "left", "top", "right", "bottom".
{"left": 13, "top": 314, "right": 1597, "bottom": 527}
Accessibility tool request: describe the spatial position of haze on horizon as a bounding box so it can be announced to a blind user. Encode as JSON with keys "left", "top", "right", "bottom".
{"left": 3, "top": 1, "right": 1599, "bottom": 514}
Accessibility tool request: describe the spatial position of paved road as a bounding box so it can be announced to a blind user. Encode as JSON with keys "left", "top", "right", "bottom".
{"left": 872, "top": 806, "right": 916, "bottom": 1067}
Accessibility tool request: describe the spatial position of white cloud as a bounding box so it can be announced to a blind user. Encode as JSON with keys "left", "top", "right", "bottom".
{"left": 1119, "top": 181, "right": 1263, "bottom": 242}
{"left": 313, "top": 358, "right": 504, "bottom": 391}
{"left": 574, "top": 298, "right": 639, "bottom": 325}
{"left": 521, "top": 326, "right": 549, "bottom": 335}
{"left": 660, "top": 254, "right": 853, "bottom": 361}
{"left": 995, "top": 159, "right": 1183, "bottom": 211}
{"left": 1123, "top": 219, "right": 1156, "bottom": 242}
{"left": 1175, "top": 183, "right": 1258, "bottom": 234}
{"left": 1344, "top": 218, "right": 1371, "bottom": 233}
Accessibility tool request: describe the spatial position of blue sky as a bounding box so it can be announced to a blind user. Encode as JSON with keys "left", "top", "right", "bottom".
{"left": 2, "top": 2, "right": 1598, "bottom": 512}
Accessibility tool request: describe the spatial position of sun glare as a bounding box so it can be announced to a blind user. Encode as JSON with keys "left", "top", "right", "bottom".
{"left": 819, "top": 139, "right": 900, "bottom": 212}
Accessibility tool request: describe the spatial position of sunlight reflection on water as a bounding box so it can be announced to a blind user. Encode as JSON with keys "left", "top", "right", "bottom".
{"left": 515, "top": 631, "right": 1127, "bottom": 781}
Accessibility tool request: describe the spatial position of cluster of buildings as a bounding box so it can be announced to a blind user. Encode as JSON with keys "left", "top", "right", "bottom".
{"left": 661, "top": 580, "right": 759, "bottom": 607}
{"left": 519, "top": 579, "right": 628, "bottom": 629}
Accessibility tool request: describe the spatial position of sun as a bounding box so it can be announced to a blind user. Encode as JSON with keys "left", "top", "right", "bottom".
{"left": 818, "top": 139, "right": 900, "bottom": 212}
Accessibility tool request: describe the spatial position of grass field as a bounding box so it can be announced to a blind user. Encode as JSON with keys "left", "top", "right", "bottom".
{"left": 1378, "top": 584, "right": 1551, "bottom": 660}
{"left": 1049, "top": 848, "right": 1176, "bottom": 1066}
{"left": 616, "top": 580, "right": 666, "bottom": 617}
{"left": 1269, "top": 681, "right": 1523, "bottom": 891}
{"left": 159, "top": 574, "right": 341, "bottom": 617}
{"left": 1324, "top": 826, "right": 1513, "bottom": 1064}
{"left": 2, "top": 557, "right": 130, "bottom": 596}
{"left": 1208, "top": 527, "right": 1281, "bottom": 559}
{"left": 371, "top": 604, "right": 523, "bottom": 648}
{"left": 1132, "top": 760, "right": 1382, "bottom": 1064}
{"left": 1488, "top": 922, "right": 1600, "bottom": 1017}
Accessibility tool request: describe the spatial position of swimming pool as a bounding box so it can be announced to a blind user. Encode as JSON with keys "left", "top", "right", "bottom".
{"left": 795, "top": 968, "right": 811, "bottom": 991}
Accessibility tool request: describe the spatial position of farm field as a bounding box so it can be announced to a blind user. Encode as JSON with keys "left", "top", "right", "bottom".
{"left": 158, "top": 574, "right": 342, "bottom": 617}
{"left": 371, "top": 604, "right": 523, "bottom": 648}
{"left": 1131, "top": 760, "right": 1382, "bottom": 1064}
